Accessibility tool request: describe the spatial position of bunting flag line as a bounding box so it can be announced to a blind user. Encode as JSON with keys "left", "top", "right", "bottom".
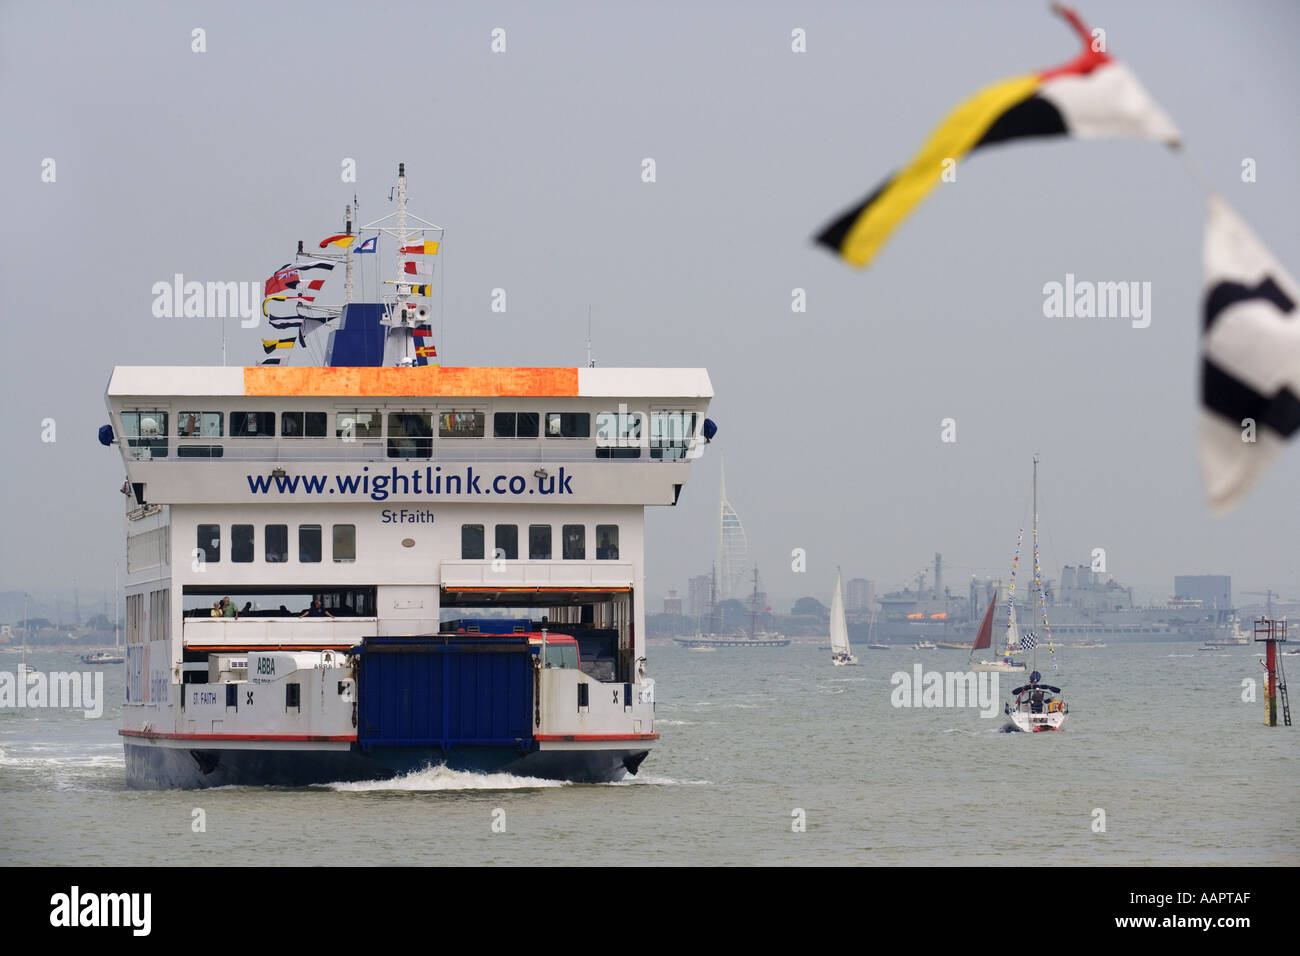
{"left": 412, "top": 327, "right": 433, "bottom": 338}
{"left": 384, "top": 281, "right": 432, "bottom": 295}
{"left": 260, "top": 357, "right": 283, "bottom": 365}
{"left": 815, "top": 4, "right": 1180, "bottom": 268}
{"left": 261, "top": 337, "right": 295, "bottom": 353}
{"left": 318, "top": 234, "right": 356, "bottom": 249}
{"left": 403, "top": 261, "right": 434, "bottom": 276}
{"left": 415, "top": 345, "right": 437, "bottom": 357}
{"left": 355, "top": 236, "right": 378, "bottom": 253}
{"left": 400, "top": 241, "right": 439, "bottom": 255}
{"left": 1199, "top": 195, "right": 1300, "bottom": 514}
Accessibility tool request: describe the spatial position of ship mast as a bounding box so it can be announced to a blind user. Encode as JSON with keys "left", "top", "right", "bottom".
{"left": 1032, "top": 454, "right": 1039, "bottom": 674}
{"left": 344, "top": 202, "right": 354, "bottom": 304}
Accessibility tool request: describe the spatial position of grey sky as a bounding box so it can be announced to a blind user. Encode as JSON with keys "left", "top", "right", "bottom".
{"left": 2, "top": 0, "right": 1298, "bottom": 612}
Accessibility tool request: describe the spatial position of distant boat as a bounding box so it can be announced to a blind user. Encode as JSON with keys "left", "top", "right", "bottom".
{"left": 674, "top": 557, "right": 790, "bottom": 648}
{"left": 863, "top": 609, "right": 888, "bottom": 649}
{"left": 936, "top": 640, "right": 971, "bottom": 650}
{"left": 970, "top": 587, "right": 1027, "bottom": 674}
{"left": 81, "top": 650, "right": 124, "bottom": 665}
{"left": 911, "top": 640, "right": 937, "bottom": 650}
{"left": 829, "top": 571, "right": 858, "bottom": 666}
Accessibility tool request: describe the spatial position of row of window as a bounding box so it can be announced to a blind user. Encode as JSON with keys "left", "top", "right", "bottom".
{"left": 460, "top": 523, "right": 619, "bottom": 561}
{"left": 191, "top": 522, "right": 620, "bottom": 564}
{"left": 125, "top": 589, "right": 170, "bottom": 644}
{"left": 120, "top": 409, "right": 699, "bottom": 460}
{"left": 196, "top": 524, "right": 356, "bottom": 564}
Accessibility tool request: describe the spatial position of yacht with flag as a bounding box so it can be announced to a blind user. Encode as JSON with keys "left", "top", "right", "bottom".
{"left": 1002, "top": 457, "right": 1068, "bottom": 732}
{"left": 100, "top": 164, "right": 715, "bottom": 787}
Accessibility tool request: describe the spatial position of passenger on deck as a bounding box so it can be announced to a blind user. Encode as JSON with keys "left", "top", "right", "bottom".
{"left": 210, "top": 601, "right": 222, "bottom": 618}
{"left": 221, "top": 597, "right": 238, "bottom": 619}
{"left": 300, "top": 599, "right": 334, "bottom": 619}
{"left": 241, "top": 601, "right": 253, "bottom": 615}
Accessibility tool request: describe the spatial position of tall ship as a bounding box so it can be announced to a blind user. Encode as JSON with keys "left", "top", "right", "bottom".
{"left": 102, "top": 165, "right": 714, "bottom": 788}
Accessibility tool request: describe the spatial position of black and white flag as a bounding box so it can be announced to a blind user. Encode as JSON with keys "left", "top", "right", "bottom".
{"left": 1200, "top": 195, "right": 1300, "bottom": 514}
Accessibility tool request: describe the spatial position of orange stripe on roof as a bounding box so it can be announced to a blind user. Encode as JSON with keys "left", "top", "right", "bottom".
{"left": 244, "top": 367, "right": 579, "bottom": 397}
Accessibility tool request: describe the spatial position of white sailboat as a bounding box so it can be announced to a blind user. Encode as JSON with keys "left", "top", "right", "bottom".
{"left": 829, "top": 571, "right": 858, "bottom": 666}
{"left": 970, "top": 587, "right": 1027, "bottom": 673}
{"left": 1003, "top": 455, "right": 1068, "bottom": 732}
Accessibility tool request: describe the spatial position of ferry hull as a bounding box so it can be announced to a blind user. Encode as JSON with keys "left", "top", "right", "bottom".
{"left": 124, "top": 740, "right": 646, "bottom": 789}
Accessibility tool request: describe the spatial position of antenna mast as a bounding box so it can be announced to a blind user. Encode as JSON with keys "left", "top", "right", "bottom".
{"left": 344, "top": 202, "right": 354, "bottom": 304}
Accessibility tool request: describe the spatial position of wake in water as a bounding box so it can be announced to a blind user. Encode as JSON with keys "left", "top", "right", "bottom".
{"left": 605, "top": 775, "right": 711, "bottom": 786}
{"left": 322, "top": 764, "right": 569, "bottom": 792}
{"left": 320, "top": 764, "right": 713, "bottom": 792}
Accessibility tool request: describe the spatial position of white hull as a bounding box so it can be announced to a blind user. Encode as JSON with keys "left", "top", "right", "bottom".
{"left": 1008, "top": 709, "right": 1067, "bottom": 732}
{"left": 832, "top": 655, "right": 858, "bottom": 666}
{"left": 971, "top": 659, "right": 1027, "bottom": 673}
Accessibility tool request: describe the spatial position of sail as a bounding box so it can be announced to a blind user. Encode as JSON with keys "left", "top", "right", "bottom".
{"left": 829, "top": 572, "right": 851, "bottom": 656}
{"left": 1006, "top": 602, "right": 1021, "bottom": 653}
{"left": 971, "top": 589, "right": 998, "bottom": 652}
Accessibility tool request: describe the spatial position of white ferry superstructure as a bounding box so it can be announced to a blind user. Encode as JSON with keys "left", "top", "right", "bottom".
{"left": 103, "top": 165, "right": 713, "bottom": 788}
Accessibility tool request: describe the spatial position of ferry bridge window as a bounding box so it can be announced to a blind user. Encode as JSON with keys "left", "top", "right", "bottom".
{"left": 265, "top": 525, "right": 288, "bottom": 562}
{"left": 494, "top": 412, "right": 540, "bottom": 438}
{"left": 650, "top": 411, "right": 697, "bottom": 460}
{"left": 281, "top": 412, "right": 328, "bottom": 438}
{"left": 120, "top": 410, "right": 169, "bottom": 458}
{"left": 231, "top": 412, "right": 275, "bottom": 437}
{"left": 439, "top": 410, "right": 486, "bottom": 438}
{"left": 596, "top": 525, "right": 619, "bottom": 560}
{"left": 336, "top": 409, "right": 382, "bottom": 439}
{"left": 495, "top": 525, "right": 518, "bottom": 561}
{"left": 177, "top": 444, "right": 224, "bottom": 459}
{"left": 461, "top": 524, "right": 485, "bottom": 560}
{"left": 546, "top": 412, "right": 590, "bottom": 438}
{"left": 197, "top": 524, "right": 220, "bottom": 564}
{"left": 333, "top": 524, "right": 356, "bottom": 563}
{"left": 232, "top": 524, "right": 254, "bottom": 563}
{"left": 595, "top": 411, "right": 643, "bottom": 459}
{"left": 299, "top": 525, "right": 322, "bottom": 563}
{"left": 178, "top": 412, "right": 223, "bottom": 438}
{"left": 387, "top": 412, "right": 433, "bottom": 458}
{"left": 529, "top": 524, "right": 552, "bottom": 560}
{"left": 562, "top": 524, "right": 585, "bottom": 560}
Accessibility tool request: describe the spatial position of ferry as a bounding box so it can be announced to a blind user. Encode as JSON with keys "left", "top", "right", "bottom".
{"left": 101, "top": 165, "right": 714, "bottom": 788}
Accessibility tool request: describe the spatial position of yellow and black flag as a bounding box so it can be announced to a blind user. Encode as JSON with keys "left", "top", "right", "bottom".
{"left": 262, "top": 337, "right": 295, "bottom": 354}
{"left": 815, "top": 5, "right": 1179, "bottom": 269}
